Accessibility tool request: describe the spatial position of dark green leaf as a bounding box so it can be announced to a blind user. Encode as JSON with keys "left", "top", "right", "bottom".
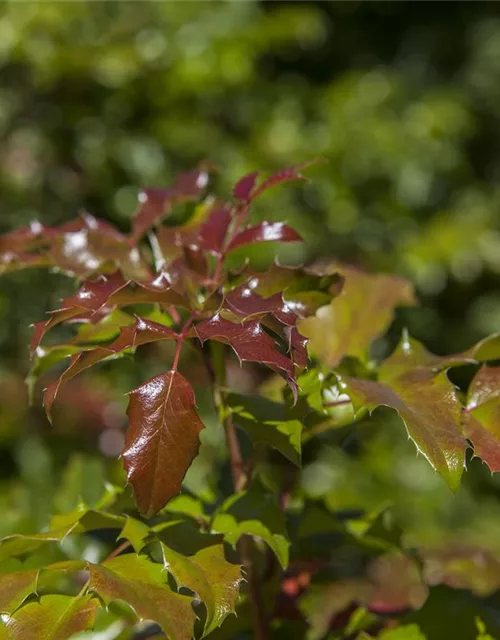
{"left": 211, "top": 486, "right": 290, "bottom": 568}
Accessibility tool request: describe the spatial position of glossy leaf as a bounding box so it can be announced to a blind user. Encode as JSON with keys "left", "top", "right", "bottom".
{"left": 464, "top": 366, "right": 500, "bottom": 472}
{"left": 232, "top": 171, "right": 259, "bottom": 200}
{"left": 196, "top": 202, "right": 232, "bottom": 256}
{"left": 118, "top": 516, "right": 150, "bottom": 553}
{"left": 132, "top": 168, "right": 209, "bottom": 240}
{"left": 196, "top": 314, "right": 295, "bottom": 384}
{"left": 3, "top": 594, "right": 98, "bottom": 640}
{"left": 299, "top": 265, "right": 415, "bottom": 366}
{"left": 341, "top": 370, "right": 466, "bottom": 490}
{"left": 31, "top": 272, "right": 185, "bottom": 354}
{"left": 233, "top": 160, "right": 322, "bottom": 203}
{"left": 228, "top": 394, "right": 302, "bottom": 466}
{"left": 212, "top": 486, "right": 290, "bottom": 568}
{"left": 0, "top": 570, "right": 38, "bottom": 614}
{"left": 161, "top": 542, "right": 243, "bottom": 635}
{"left": 42, "top": 317, "right": 178, "bottom": 419}
{"left": 123, "top": 371, "right": 205, "bottom": 517}
{"left": 224, "top": 285, "right": 296, "bottom": 326}
{"left": 89, "top": 554, "right": 196, "bottom": 640}
{"left": 226, "top": 222, "right": 302, "bottom": 253}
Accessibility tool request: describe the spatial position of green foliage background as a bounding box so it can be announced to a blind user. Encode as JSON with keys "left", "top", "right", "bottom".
{"left": 1, "top": 2, "right": 500, "bottom": 638}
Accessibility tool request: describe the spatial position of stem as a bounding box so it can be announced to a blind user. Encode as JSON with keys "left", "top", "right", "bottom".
{"left": 103, "top": 540, "right": 131, "bottom": 563}
{"left": 208, "top": 341, "right": 269, "bottom": 640}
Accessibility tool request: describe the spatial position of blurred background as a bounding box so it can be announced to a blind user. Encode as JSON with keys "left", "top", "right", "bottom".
{"left": 0, "top": 4, "right": 500, "bottom": 631}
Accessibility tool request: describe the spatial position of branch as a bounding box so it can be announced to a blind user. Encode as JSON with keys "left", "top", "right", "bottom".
{"left": 208, "top": 341, "right": 269, "bottom": 640}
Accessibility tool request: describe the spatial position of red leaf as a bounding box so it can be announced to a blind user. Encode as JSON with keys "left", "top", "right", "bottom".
{"left": 132, "top": 168, "right": 209, "bottom": 240}
{"left": 123, "top": 371, "right": 205, "bottom": 517}
{"left": 195, "top": 314, "right": 295, "bottom": 382}
{"left": 464, "top": 366, "right": 500, "bottom": 472}
{"left": 226, "top": 222, "right": 302, "bottom": 253}
{"left": 224, "top": 285, "right": 296, "bottom": 326}
{"left": 31, "top": 272, "right": 186, "bottom": 354}
{"left": 196, "top": 203, "right": 232, "bottom": 256}
{"left": 287, "top": 326, "right": 308, "bottom": 369}
{"left": 31, "top": 272, "right": 129, "bottom": 354}
{"left": 251, "top": 160, "right": 324, "bottom": 200}
{"left": 43, "top": 318, "right": 178, "bottom": 421}
{"left": 232, "top": 171, "right": 259, "bottom": 201}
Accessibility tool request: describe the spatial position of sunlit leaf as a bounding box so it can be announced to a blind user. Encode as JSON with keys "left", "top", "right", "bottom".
{"left": 160, "top": 542, "right": 242, "bottom": 635}
{"left": 123, "top": 371, "right": 205, "bottom": 517}
{"left": 226, "top": 222, "right": 302, "bottom": 253}
{"left": 299, "top": 264, "right": 415, "bottom": 367}
{"left": 132, "top": 168, "right": 209, "bottom": 240}
{"left": 464, "top": 366, "right": 500, "bottom": 472}
{"left": 3, "top": 594, "right": 98, "bottom": 640}
{"left": 89, "top": 554, "right": 196, "bottom": 640}
{"left": 341, "top": 370, "right": 466, "bottom": 490}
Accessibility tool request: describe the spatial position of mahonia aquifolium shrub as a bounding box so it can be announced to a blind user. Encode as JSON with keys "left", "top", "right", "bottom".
{"left": 0, "top": 162, "right": 499, "bottom": 639}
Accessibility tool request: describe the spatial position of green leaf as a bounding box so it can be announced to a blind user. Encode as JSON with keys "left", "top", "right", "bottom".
{"left": 298, "top": 264, "right": 415, "bottom": 367}
{"left": 3, "top": 594, "right": 98, "bottom": 639}
{"left": 211, "top": 486, "right": 290, "bottom": 568}
{"left": 118, "top": 516, "right": 150, "bottom": 553}
{"left": 341, "top": 370, "right": 466, "bottom": 491}
{"left": 160, "top": 542, "right": 242, "bottom": 636}
{"left": 376, "top": 625, "right": 427, "bottom": 640}
{"left": 89, "top": 554, "right": 196, "bottom": 640}
{"left": 228, "top": 394, "right": 302, "bottom": 466}
{"left": 464, "top": 366, "right": 500, "bottom": 472}
{"left": 0, "top": 529, "right": 74, "bottom": 563}
{"left": 161, "top": 495, "right": 209, "bottom": 523}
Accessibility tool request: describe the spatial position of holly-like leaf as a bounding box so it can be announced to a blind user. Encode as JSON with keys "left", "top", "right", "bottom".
{"left": 226, "top": 222, "right": 302, "bottom": 253}
{"left": 224, "top": 285, "right": 296, "bottom": 326}
{"left": 464, "top": 367, "right": 500, "bottom": 472}
{"left": 119, "top": 516, "right": 150, "bottom": 553}
{"left": 380, "top": 330, "right": 500, "bottom": 377}
{"left": 31, "top": 272, "right": 186, "bottom": 354}
{"left": 161, "top": 542, "right": 243, "bottom": 636}
{"left": 232, "top": 171, "right": 259, "bottom": 201}
{"left": 232, "top": 161, "right": 322, "bottom": 203}
{"left": 3, "top": 594, "right": 98, "bottom": 640}
{"left": 341, "top": 370, "right": 466, "bottom": 490}
{"left": 0, "top": 570, "right": 38, "bottom": 615}
{"left": 42, "top": 317, "right": 178, "bottom": 419}
{"left": 196, "top": 314, "right": 295, "bottom": 385}
{"left": 0, "top": 529, "right": 76, "bottom": 563}
{"left": 89, "top": 554, "right": 196, "bottom": 640}
{"left": 228, "top": 394, "right": 303, "bottom": 466}
{"left": 132, "top": 168, "right": 210, "bottom": 240}
{"left": 196, "top": 206, "right": 232, "bottom": 258}
{"left": 211, "top": 485, "right": 290, "bottom": 568}
{"left": 123, "top": 371, "right": 205, "bottom": 517}
{"left": 298, "top": 265, "right": 415, "bottom": 367}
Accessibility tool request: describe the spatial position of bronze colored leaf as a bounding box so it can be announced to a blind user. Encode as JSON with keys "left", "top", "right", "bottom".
{"left": 89, "top": 554, "right": 196, "bottom": 640}
{"left": 298, "top": 265, "right": 415, "bottom": 367}
{"left": 161, "top": 542, "right": 243, "bottom": 635}
{"left": 3, "top": 594, "right": 98, "bottom": 640}
{"left": 342, "top": 369, "right": 466, "bottom": 490}
{"left": 123, "top": 372, "right": 205, "bottom": 517}
{"left": 464, "top": 366, "right": 500, "bottom": 472}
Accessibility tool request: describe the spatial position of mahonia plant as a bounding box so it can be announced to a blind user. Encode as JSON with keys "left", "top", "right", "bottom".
{"left": 0, "top": 162, "right": 499, "bottom": 640}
